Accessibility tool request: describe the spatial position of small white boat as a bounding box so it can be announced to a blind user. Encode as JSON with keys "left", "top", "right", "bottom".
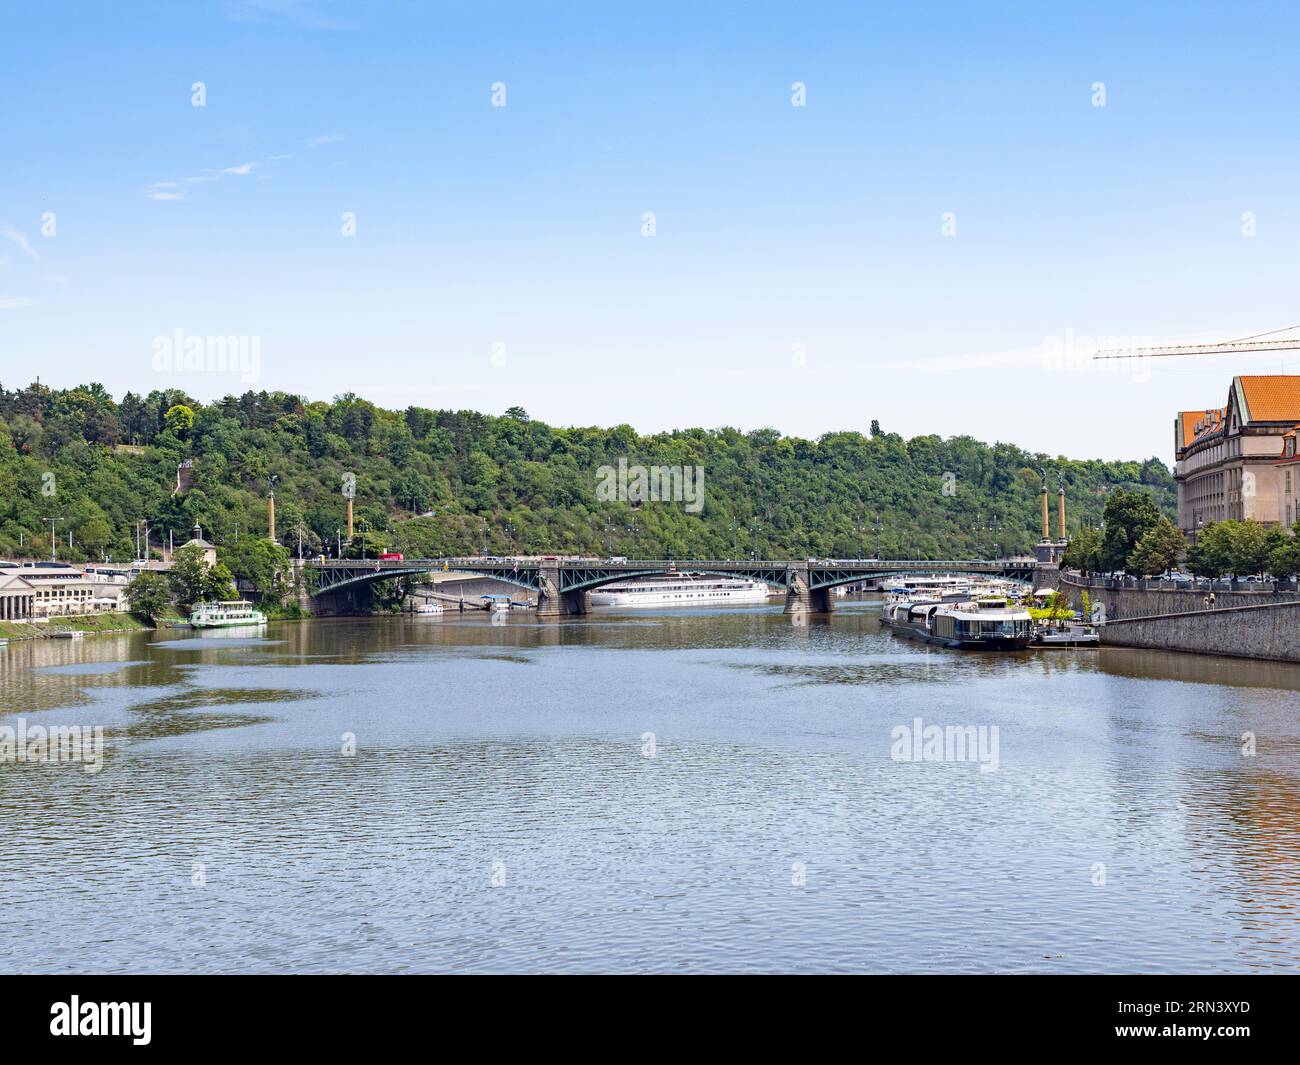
{"left": 1034, "top": 625, "right": 1100, "bottom": 647}
{"left": 414, "top": 601, "right": 444, "bottom": 615}
{"left": 189, "top": 601, "right": 267, "bottom": 629}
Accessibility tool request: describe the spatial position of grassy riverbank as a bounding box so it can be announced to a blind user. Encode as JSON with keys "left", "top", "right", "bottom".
{"left": 0, "top": 613, "right": 157, "bottom": 640}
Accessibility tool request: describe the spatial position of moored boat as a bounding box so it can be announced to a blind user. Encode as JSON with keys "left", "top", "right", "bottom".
{"left": 1033, "top": 625, "right": 1100, "bottom": 647}
{"left": 589, "top": 573, "right": 772, "bottom": 607}
{"left": 189, "top": 601, "right": 267, "bottom": 629}
{"left": 882, "top": 596, "right": 1032, "bottom": 650}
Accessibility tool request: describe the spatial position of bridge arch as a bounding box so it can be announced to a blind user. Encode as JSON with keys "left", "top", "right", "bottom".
{"left": 310, "top": 563, "right": 541, "bottom": 598}
{"left": 805, "top": 566, "right": 1034, "bottom": 592}
{"left": 559, "top": 565, "right": 791, "bottom": 595}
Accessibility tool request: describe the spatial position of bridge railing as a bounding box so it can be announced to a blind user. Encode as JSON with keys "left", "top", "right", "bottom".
{"left": 314, "top": 557, "right": 1034, "bottom": 569}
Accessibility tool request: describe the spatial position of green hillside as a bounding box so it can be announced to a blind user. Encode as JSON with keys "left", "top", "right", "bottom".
{"left": 0, "top": 382, "right": 1175, "bottom": 563}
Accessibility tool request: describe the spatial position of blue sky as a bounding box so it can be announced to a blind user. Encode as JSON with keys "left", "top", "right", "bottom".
{"left": 4, "top": 0, "right": 1300, "bottom": 461}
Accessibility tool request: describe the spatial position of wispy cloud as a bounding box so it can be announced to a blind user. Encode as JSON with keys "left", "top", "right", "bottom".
{"left": 0, "top": 296, "right": 37, "bottom": 310}
{"left": 146, "top": 135, "right": 342, "bottom": 201}
{"left": 1, "top": 227, "right": 38, "bottom": 260}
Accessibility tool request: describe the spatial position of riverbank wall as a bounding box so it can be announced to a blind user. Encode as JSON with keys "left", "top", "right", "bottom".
{"left": 1052, "top": 571, "right": 1300, "bottom": 662}
{"left": 1099, "top": 600, "right": 1300, "bottom": 663}
{"left": 1057, "top": 571, "right": 1300, "bottom": 620}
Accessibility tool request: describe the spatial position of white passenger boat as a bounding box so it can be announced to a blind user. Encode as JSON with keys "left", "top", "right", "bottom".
{"left": 589, "top": 573, "right": 772, "bottom": 607}
{"left": 188, "top": 601, "right": 267, "bottom": 629}
{"left": 414, "top": 601, "right": 444, "bottom": 615}
{"left": 880, "top": 575, "right": 973, "bottom": 597}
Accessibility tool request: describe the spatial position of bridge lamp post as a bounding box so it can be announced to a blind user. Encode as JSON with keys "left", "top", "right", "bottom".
{"left": 358, "top": 519, "right": 368, "bottom": 560}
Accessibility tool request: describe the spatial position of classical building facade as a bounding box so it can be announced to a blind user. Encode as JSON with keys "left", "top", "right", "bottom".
{"left": 0, "top": 569, "right": 36, "bottom": 621}
{"left": 0, "top": 563, "right": 128, "bottom": 619}
{"left": 1278, "top": 427, "right": 1300, "bottom": 529}
{"left": 1175, "top": 376, "right": 1300, "bottom": 537}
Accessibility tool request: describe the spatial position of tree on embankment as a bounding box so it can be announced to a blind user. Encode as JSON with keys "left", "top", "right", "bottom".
{"left": 124, "top": 572, "right": 171, "bottom": 622}
{"left": 1126, "top": 517, "right": 1186, "bottom": 577}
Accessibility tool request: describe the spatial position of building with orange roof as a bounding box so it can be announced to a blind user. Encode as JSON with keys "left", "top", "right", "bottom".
{"left": 1174, "top": 376, "right": 1300, "bottom": 536}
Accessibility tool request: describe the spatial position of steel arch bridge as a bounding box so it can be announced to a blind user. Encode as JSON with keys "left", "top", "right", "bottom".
{"left": 308, "top": 557, "right": 1037, "bottom": 610}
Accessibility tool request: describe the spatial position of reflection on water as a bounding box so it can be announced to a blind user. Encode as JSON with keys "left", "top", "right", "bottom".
{"left": 0, "top": 599, "right": 1297, "bottom": 973}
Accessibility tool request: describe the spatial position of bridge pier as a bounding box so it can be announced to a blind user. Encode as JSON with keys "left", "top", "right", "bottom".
{"left": 783, "top": 564, "right": 833, "bottom": 615}
{"left": 289, "top": 559, "right": 314, "bottom": 615}
{"left": 535, "top": 566, "right": 590, "bottom": 618}
{"left": 780, "top": 566, "right": 832, "bottom": 616}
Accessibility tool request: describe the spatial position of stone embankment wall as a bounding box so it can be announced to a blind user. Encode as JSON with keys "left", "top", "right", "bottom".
{"left": 1099, "top": 600, "right": 1300, "bottom": 663}
{"left": 1046, "top": 570, "right": 1300, "bottom": 661}
{"left": 1057, "top": 571, "right": 1300, "bottom": 620}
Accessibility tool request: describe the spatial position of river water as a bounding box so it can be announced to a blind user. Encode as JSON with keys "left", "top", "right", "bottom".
{"left": 1, "top": 598, "right": 1297, "bottom": 973}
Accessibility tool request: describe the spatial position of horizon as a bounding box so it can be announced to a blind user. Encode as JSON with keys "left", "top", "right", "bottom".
{"left": 7, "top": 2, "right": 1300, "bottom": 462}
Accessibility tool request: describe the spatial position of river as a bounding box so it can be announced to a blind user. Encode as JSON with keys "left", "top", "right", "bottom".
{"left": 1, "top": 598, "right": 1297, "bottom": 973}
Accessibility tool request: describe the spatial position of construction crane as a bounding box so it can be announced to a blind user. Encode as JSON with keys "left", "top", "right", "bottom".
{"left": 1094, "top": 323, "right": 1300, "bottom": 359}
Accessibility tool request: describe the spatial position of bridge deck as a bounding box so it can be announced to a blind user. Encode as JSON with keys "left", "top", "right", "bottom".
{"left": 308, "top": 557, "right": 1037, "bottom": 598}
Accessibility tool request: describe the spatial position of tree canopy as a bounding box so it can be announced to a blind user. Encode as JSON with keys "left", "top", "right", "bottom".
{"left": 0, "top": 381, "right": 1178, "bottom": 564}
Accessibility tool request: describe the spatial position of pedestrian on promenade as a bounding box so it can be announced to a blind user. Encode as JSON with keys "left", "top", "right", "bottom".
{"left": 1203, "top": 595, "right": 1210, "bottom": 610}
{"left": 1208, "top": 591, "right": 1216, "bottom": 609}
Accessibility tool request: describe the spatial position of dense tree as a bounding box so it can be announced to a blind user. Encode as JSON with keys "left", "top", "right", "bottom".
{"left": 1270, "top": 524, "right": 1300, "bottom": 579}
{"left": 0, "top": 380, "right": 1178, "bottom": 566}
{"left": 1226, "top": 520, "right": 1280, "bottom": 578}
{"left": 1099, "top": 489, "right": 1163, "bottom": 574}
{"left": 124, "top": 572, "right": 171, "bottom": 621}
{"left": 168, "top": 543, "right": 211, "bottom": 607}
{"left": 1061, "top": 527, "right": 1102, "bottom": 573}
{"left": 164, "top": 404, "right": 195, "bottom": 437}
{"left": 1127, "top": 516, "right": 1186, "bottom": 576}
{"left": 222, "top": 537, "right": 291, "bottom": 599}
{"left": 1188, "top": 519, "right": 1288, "bottom": 579}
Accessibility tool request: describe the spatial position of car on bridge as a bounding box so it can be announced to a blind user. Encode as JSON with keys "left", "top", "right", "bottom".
{"left": 379, "top": 552, "right": 404, "bottom": 561}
